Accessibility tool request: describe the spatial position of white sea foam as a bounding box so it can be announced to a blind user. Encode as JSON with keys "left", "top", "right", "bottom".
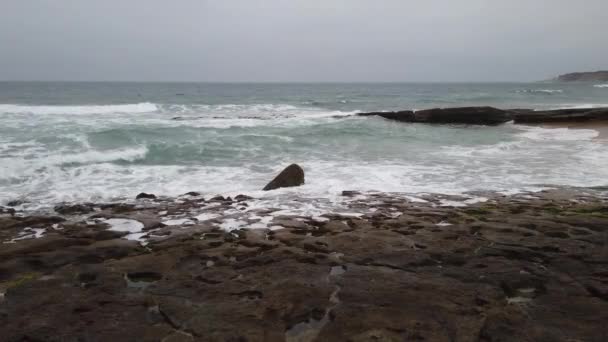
{"left": 593, "top": 84, "right": 608, "bottom": 88}
{"left": 162, "top": 218, "right": 194, "bottom": 226}
{"left": 516, "top": 89, "right": 563, "bottom": 94}
{"left": 219, "top": 219, "right": 248, "bottom": 231}
{"left": 52, "top": 146, "right": 149, "bottom": 165}
{"left": 515, "top": 125, "right": 599, "bottom": 141}
{"left": 165, "top": 109, "right": 359, "bottom": 129}
{"left": 0, "top": 102, "right": 158, "bottom": 115}
{"left": 553, "top": 103, "right": 608, "bottom": 109}
{"left": 104, "top": 218, "right": 144, "bottom": 233}
{"left": 5, "top": 227, "right": 47, "bottom": 243}
{"left": 2, "top": 97, "right": 608, "bottom": 214}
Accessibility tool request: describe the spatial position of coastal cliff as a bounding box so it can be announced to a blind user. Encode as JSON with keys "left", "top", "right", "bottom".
{"left": 556, "top": 70, "right": 608, "bottom": 82}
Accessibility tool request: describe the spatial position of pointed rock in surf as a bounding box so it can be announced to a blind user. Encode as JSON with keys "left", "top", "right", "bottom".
{"left": 136, "top": 192, "right": 156, "bottom": 200}
{"left": 263, "top": 164, "right": 305, "bottom": 191}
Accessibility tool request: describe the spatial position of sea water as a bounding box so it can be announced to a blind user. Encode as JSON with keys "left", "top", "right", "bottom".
{"left": 1, "top": 82, "right": 607, "bottom": 211}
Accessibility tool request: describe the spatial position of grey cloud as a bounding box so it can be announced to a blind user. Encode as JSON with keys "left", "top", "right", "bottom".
{"left": 1, "top": 0, "right": 607, "bottom": 82}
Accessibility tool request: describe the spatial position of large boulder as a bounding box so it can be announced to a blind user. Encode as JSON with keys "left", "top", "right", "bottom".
{"left": 513, "top": 107, "right": 608, "bottom": 123}
{"left": 263, "top": 164, "right": 305, "bottom": 191}
{"left": 358, "top": 107, "right": 512, "bottom": 125}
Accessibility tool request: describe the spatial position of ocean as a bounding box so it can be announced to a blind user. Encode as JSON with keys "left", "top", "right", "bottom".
{"left": 1, "top": 81, "right": 607, "bottom": 212}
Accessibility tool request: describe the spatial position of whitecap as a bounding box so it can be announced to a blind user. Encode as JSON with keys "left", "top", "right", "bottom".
{"left": 515, "top": 125, "right": 599, "bottom": 141}
{"left": 0, "top": 103, "right": 158, "bottom": 115}
{"left": 552, "top": 104, "right": 608, "bottom": 109}
{"left": 516, "top": 89, "right": 563, "bottom": 94}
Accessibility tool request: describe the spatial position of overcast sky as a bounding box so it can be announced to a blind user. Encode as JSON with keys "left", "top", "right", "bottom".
{"left": 1, "top": 0, "right": 607, "bottom": 82}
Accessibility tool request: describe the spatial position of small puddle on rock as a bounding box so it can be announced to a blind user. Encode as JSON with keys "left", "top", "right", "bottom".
{"left": 124, "top": 272, "right": 162, "bottom": 290}
{"left": 507, "top": 287, "right": 537, "bottom": 305}
{"left": 285, "top": 286, "right": 341, "bottom": 342}
{"left": 329, "top": 265, "right": 346, "bottom": 277}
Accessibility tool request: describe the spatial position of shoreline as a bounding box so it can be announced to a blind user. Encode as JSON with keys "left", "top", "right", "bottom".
{"left": 1, "top": 187, "right": 607, "bottom": 340}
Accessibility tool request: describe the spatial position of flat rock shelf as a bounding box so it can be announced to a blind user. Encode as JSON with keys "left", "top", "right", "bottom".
{"left": 0, "top": 187, "right": 607, "bottom": 341}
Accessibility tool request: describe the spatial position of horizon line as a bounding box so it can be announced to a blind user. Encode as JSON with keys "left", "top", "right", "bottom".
{"left": 0, "top": 79, "right": 545, "bottom": 84}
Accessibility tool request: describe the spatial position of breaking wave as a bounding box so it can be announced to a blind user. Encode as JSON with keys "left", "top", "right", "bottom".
{"left": 0, "top": 103, "right": 159, "bottom": 115}
{"left": 515, "top": 89, "right": 563, "bottom": 94}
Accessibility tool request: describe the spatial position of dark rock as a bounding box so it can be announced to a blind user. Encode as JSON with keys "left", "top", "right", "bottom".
{"left": 263, "top": 164, "right": 305, "bottom": 191}
{"left": 358, "top": 110, "right": 415, "bottom": 122}
{"left": 135, "top": 193, "right": 157, "bottom": 200}
{"left": 99, "top": 203, "right": 136, "bottom": 213}
{"left": 184, "top": 191, "right": 201, "bottom": 197}
{"left": 514, "top": 107, "right": 608, "bottom": 123}
{"left": 235, "top": 194, "right": 253, "bottom": 202}
{"left": 359, "top": 106, "right": 512, "bottom": 125}
{"left": 1, "top": 188, "right": 607, "bottom": 341}
{"left": 413, "top": 106, "right": 512, "bottom": 125}
{"left": 341, "top": 191, "right": 361, "bottom": 197}
{"left": 54, "top": 203, "right": 95, "bottom": 215}
{"left": 6, "top": 200, "right": 25, "bottom": 207}
{"left": 0, "top": 207, "right": 16, "bottom": 216}
{"left": 210, "top": 195, "right": 226, "bottom": 202}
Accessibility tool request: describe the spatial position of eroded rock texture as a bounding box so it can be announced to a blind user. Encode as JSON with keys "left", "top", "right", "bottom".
{"left": 0, "top": 189, "right": 607, "bottom": 341}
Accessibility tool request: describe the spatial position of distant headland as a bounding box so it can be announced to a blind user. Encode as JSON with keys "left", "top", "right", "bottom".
{"left": 555, "top": 70, "right": 608, "bottom": 82}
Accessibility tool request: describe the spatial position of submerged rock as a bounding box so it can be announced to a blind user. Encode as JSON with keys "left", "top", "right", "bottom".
{"left": 54, "top": 203, "right": 95, "bottom": 215}
{"left": 235, "top": 194, "right": 253, "bottom": 202}
{"left": 135, "top": 193, "right": 157, "bottom": 200}
{"left": 6, "top": 200, "right": 25, "bottom": 207}
{"left": 263, "top": 164, "right": 305, "bottom": 191}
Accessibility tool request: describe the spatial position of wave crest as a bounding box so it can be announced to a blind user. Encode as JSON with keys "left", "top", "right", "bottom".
{"left": 0, "top": 102, "right": 158, "bottom": 115}
{"left": 515, "top": 89, "right": 563, "bottom": 94}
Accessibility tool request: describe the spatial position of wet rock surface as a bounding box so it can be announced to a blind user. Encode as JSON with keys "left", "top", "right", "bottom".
{"left": 0, "top": 188, "right": 607, "bottom": 341}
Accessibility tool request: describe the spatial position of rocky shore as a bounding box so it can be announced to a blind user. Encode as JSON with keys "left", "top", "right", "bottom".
{"left": 1, "top": 187, "right": 607, "bottom": 341}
